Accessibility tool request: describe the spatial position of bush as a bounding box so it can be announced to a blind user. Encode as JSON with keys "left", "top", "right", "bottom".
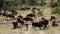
{"left": 40, "top": 0, "right": 47, "bottom": 6}
{"left": 51, "top": 2, "right": 58, "bottom": 8}
{"left": 28, "top": 0, "right": 37, "bottom": 5}
{"left": 51, "top": 7, "right": 60, "bottom": 14}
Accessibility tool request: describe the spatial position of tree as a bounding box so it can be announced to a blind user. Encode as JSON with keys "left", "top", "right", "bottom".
{"left": 4, "top": 1, "right": 15, "bottom": 10}
{"left": 28, "top": 0, "right": 37, "bottom": 5}
{"left": 21, "top": 0, "right": 26, "bottom": 4}
{"left": 0, "top": 0, "right": 4, "bottom": 9}
{"left": 40, "top": 0, "right": 47, "bottom": 6}
{"left": 51, "top": 7, "right": 60, "bottom": 15}
{"left": 58, "top": 0, "right": 60, "bottom": 7}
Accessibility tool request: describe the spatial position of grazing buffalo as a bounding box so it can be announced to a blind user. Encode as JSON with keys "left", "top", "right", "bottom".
{"left": 32, "top": 22, "right": 39, "bottom": 27}
{"left": 0, "top": 11, "right": 7, "bottom": 16}
{"left": 18, "top": 15, "right": 23, "bottom": 19}
{"left": 39, "top": 18, "right": 49, "bottom": 29}
{"left": 27, "top": 13, "right": 35, "bottom": 18}
{"left": 42, "top": 19, "right": 49, "bottom": 28}
{"left": 23, "top": 16, "right": 33, "bottom": 22}
{"left": 32, "top": 18, "right": 49, "bottom": 30}
{"left": 12, "top": 15, "right": 24, "bottom": 29}
{"left": 12, "top": 19, "right": 18, "bottom": 29}
{"left": 32, "top": 21, "right": 43, "bottom": 29}
{"left": 52, "top": 21, "right": 58, "bottom": 26}
{"left": 16, "top": 17, "right": 24, "bottom": 26}
{"left": 23, "top": 16, "right": 33, "bottom": 31}
{"left": 6, "top": 14, "right": 15, "bottom": 19}
{"left": 50, "top": 16, "right": 56, "bottom": 21}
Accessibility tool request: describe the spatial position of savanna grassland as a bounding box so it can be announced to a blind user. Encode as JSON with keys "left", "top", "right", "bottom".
{"left": 0, "top": 0, "right": 60, "bottom": 34}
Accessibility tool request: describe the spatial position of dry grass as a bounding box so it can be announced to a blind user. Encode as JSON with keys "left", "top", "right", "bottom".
{"left": 0, "top": 22, "right": 60, "bottom": 34}
{"left": 0, "top": 4, "right": 60, "bottom": 34}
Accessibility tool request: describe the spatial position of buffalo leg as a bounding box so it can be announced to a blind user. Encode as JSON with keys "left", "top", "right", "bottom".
{"left": 44, "top": 25, "right": 47, "bottom": 28}
{"left": 12, "top": 22, "right": 18, "bottom": 29}
{"left": 25, "top": 24, "right": 28, "bottom": 30}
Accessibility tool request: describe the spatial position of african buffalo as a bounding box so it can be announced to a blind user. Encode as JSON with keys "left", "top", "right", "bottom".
{"left": 27, "top": 13, "right": 35, "bottom": 18}
{"left": 12, "top": 19, "right": 18, "bottom": 29}
{"left": 39, "top": 18, "right": 49, "bottom": 29}
{"left": 23, "top": 16, "right": 33, "bottom": 22}
{"left": 6, "top": 14, "right": 15, "bottom": 19}
{"left": 50, "top": 16, "right": 56, "bottom": 21}
{"left": 16, "top": 16, "right": 24, "bottom": 26}
{"left": 32, "top": 21, "right": 43, "bottom": 30}
{"left": 18, "top": 15, "right": 23, "bottom": 19}
{"left": 52, "top": 21, "right": 58, "bottom": 26}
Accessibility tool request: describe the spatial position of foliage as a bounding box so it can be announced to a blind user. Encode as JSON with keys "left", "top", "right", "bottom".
{"left": 40, "top": 0, "right": 47, "bottom": 6}
{"left": 51, "top": 7, "right": 60, "bottom": 14}
{"left": 50, "top": 1, "right": 58, "bottom": 8}
{"left": 0, "top": 0, "right": 4, "bottom": 9}
{"left": 0, "top": 0, "right": 38, "bottom": 10}
{"left": 28, "top": 0, "right": 37, "bottom": 5}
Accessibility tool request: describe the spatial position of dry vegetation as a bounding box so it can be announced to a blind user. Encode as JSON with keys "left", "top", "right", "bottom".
{"left": 0, "top": 6, "right": 60, "bottom": 34}
{"left": 0, "top": 0, "right": 60, "bottom": 34}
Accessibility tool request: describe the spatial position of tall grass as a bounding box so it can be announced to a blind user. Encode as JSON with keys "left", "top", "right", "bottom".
{"left": 38, "top": 9, "right": 43, "bottom": 16}
{"left": 51, "top": 7, "right": 60, "bottom": 15}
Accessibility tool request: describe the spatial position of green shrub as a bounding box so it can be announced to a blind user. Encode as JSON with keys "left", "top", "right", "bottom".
{"left": 51, "top": 7, "right": 60, "bottom": 14}
{"left": 40, "top": 0, "right": 47, "bottom": 6}
{"left": 51, "top": 2, "right": 58, "bottom": 8}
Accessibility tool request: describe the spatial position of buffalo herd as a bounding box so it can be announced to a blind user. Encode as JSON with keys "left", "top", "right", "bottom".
{"left": 12, "top": 13, "right": 58, "bottom": 30}
{"left": 0, "top": 8, "right": 59, "bottom": 30}
{"left": 0, "top": 9, "right": 17, "bottom": 19}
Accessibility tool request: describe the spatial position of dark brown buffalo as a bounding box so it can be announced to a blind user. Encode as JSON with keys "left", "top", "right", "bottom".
{"left": 18, "top": 15, "right": 23, "bottom": 19}
{"left": 12, "top": 19, "right": 18, "bottom": 29}
{"left": 32, "top": 21, "right": 43, "bottom": 29}
{"left": 0, "top": 11, "right": 7, "bottom": 16}
{"left": 32, "top": 18, "right": 49, "bottom": 30}
{"left": 16, "top": 16, "right": 24, "bottom": 26}
{"left": 42, "top": 19, "right": 49, "bottom": 28}
{"left": 12, "top": 16, "right": 24, "bottom": 29}
{"left": 23, "top": 16, "right": 33, "bottom": 22}
{"left": 6, "top": 14, "right": 15, "bottom": 19}
{"left": 50, "top": 16, "right": 56, "bottom": 21}
{"left": 39, "top": 18, "right": 49, "bottom": 29}
{"left": 27, "top": 13, "right": 35, "bottom": 18}
{"left": 52, "top": 21, "right": 58, "bottom": 26}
